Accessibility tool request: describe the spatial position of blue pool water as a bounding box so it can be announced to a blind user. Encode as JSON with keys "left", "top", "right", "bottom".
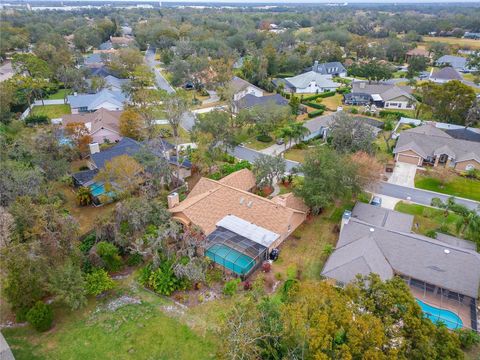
{"left": 89, "top": 182, "right": 107, "bottom": 197}
{"left": 205, "top": 244, "right": 256, "bottom": 275}
{"left": 416, "top": 299, "right": 463, "bottom": 330}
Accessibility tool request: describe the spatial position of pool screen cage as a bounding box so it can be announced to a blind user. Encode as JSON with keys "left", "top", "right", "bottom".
{"left": 205, "top": 226, "right": 268, "bottom": 278}
{"left": 400, "top": 275, "right": 478, "bottom": 331}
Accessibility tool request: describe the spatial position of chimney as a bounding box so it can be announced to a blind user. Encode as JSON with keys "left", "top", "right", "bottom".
{"left": 89, "top": 142, "right": 100, "bottom": 155}
{"left": 167, "top": 192, "right": 179, "bottom": 209}
{"left": 359, "top": 82, "right": 366, "bottom": 89}
{"left": 275, "top": 195, "right": 288, "bottom": 207}
{"left": 313, "top": 60, "right": 319, "bottom": 72}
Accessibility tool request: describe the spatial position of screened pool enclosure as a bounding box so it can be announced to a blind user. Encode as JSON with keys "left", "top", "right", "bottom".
{"left": 205, "top": 226, "right": 268, "bottom": 277}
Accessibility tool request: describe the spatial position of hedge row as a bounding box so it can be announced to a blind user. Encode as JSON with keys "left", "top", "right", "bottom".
{"left": 308, "top": 109, "right": 325, "bottom": 118}
{"left": 302, "top": 91, "right": 336, "bottom": 102}
{"left": 304, "top": 102, "right": 326, "bottom": 110}
{"left": 379, "top": 110, "right": 409, "bottom": 120}
{"left": 336, "top": 88, "right": 351, "bottom": 94}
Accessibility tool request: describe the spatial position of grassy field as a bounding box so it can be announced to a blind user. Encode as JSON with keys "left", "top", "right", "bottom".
{"left": 318, "top": 93, "right": 343, "bottom": 111}
{"left": 47, "top": 89, "right": 69, "bottom": 100}
{"left": 415, "top": 174, "right": 480, "bottom": 202}
{"left": 3, "top": 281, "right": 216, "bottom": 360}
{"left": 31, "top": 104, "right": 71, "bottom": 118}
{"left": 422, "top": 36, "right": 480, "bottom": 50}
{"left": 284, "top": 147, "right": 308, "bottom": 163}
{"left": 394, "top": 201, "right": 463, "bottom": 237}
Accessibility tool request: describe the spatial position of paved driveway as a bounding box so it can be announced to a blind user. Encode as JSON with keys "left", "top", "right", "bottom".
{"left": 388, "top": 162, "right": 417, "bottom": 187}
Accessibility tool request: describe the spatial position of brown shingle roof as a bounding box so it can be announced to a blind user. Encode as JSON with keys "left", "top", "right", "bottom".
{"left": 170, "top": 170, "right": 307, "bottom": 238}
{"left": 218, "top": 168, "right": 256, "bottom": 191}
{"left": 62, "top": 108, "right": 123, "bottom": 135}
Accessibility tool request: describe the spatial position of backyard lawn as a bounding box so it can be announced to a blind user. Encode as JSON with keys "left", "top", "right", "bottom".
{"left": 31, "top": 104, "right": 71, "bottom": 119}
{"left": 2, "top": 279, "right": 216, "bottom": 360}
{"left": 317, "top": 93, "right": 343, "bottom": 111}
{"left": 415, "top": 174, "right": 480, "bottom": 202}
{"left": 394, "top": 201, "right": 464, "bottom": 237}
{"left": 47, "top": 89, "right": 69, "bottom": 100}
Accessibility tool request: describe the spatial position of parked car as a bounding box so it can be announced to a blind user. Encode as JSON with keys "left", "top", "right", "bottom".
{"left": 276, "top": 138, "right": 285, "bottom": 145}
{"left": 270, "top": 248, "right": 280, "bottom": 261}
{"left": 370, "top": 196, "right": 382, "bottom": 207}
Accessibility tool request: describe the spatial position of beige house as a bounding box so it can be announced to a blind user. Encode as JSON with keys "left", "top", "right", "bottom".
{"left": 168, "top": 169, "right": 308, "bottom": 276}
{"left": 393, "top": 124, "right": 480, "bottom": 171}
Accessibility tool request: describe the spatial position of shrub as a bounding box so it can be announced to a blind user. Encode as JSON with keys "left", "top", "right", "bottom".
{"left": 308, "top": 109, "right": 325, "bottom": 118}
{"left": 26, "top": 302, "right": 54, "bottom": 332}
{"left": 79, "top": 233, "right": 96, "bottom": 254}
{"left": 455, "top": 329, "right": 480, "bottom": 350}
{"left": 262, "top": 261, "right": 272, "bottom": 273}
{"left": 379, "top": 110, "right": 408, "bottom": 120}
{"left": 349, "top": 108, "right": 358, "bottom": 114}
{"left": 243, "top": 281, "right": 252, "bottom": 291}
{"left": 96, "top": 241, "right": 122, "bottom": 272}
{"left": 323, "top": 244, "right": 334, "bottom": 256}
{"left": 76, "top": 186, "right": 93, "bottom": 206}
{"left": 223, "top": 278, "right": 241, "bottom": 296}
{"left": 304, "top": 102, "right": 326, "bottom": 110}
{"left": 256, "top": 134, "right": 273, "bottom": 142}
{"left": 336, "top": 87, "right": 351, "bottom": 94}
{"left": 206, "top": 267, "right": 223, "bottom": 286}
{"left": 317, "top": 91, "right": 336, "bottom": 98}
{"left": 425, "top": 230, "right": 437, "bottom": 239}
{"left": 127, "top": 252, "right": 144, "bottom": 266}
{"left": 25, "top": 114, "right": 49, "bottom": 125}
{"left": 147, "top": 260, "right": 187, "bottom": 296}
{"left": 85, "top": 269, "right": 115, "bottom": 296}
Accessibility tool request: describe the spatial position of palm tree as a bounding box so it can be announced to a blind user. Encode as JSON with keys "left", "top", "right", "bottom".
{"left": 290, "top": 122, "right": 310, "bottom": 146}
{"left": 76, "top": 186, "right": 93, "bottom": 206}
{"left": 277, "top": 125, "right": 294, "bottom": 150}
{"left": 455, "top": 208, "right": 480, "bottom": 243}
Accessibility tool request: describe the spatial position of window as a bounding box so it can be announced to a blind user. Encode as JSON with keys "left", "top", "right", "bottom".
{"left": 388, "top": 103, "right": 398, "bottom": 107}
{"left": 466, "top": 164, "right": 475, "bottom": 171}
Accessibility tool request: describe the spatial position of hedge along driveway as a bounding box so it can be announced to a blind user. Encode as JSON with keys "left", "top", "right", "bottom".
{"left": 414, "top": 174, "right": 480, "bottom": 202}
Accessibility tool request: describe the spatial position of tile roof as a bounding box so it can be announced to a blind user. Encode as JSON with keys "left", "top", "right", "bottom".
{"left": 322, "top": 203, "right": 480, "bottom": 297}
{"left": 394, "top": 124, "right": 480, "bottom": 163}
{"left": 169, "top": 170, "right": 307, "bottom": 238}
{"left": 218, "top": 168, "right": 256, "bottom": 191}
{"left": 235, "top": 94, "right": 288, "bottom": 110}
{"left": 284, "top": 71, "right": 340, "bottom": 89}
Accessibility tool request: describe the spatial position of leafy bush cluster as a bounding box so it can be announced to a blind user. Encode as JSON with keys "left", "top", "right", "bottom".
{"left": 303, "top": 102, "right": 326, "bottom": 110}
{"left": 308, "top": 109, "right": 325, "bottom": 118}
{"left": 85, "top": 269, "right": 115, "bottom": 296}
{"left": 138, "top": 261, "right": 189, "bottom": 296}
{"left": 301, "top": 91, "right": 336, "bottom": 102}
{"left": 336, "top": 87, "right": 351, "bottom": 94}
{"left": 379, "top": 110, "right": 409, "bottom": 120}
{"left": 223, "top": 278, "right": 241, "bottom": 296}
{"left": 25, "top": 114, "right": 49, "bottom": 125}
{"left": 209, "top": 160, "right": 252, "bottom": 180}
{"left": 26, "top": 301, "right": 54, "bottom": 332}
{"left": 96, "top": 241, "right": 122, "bottom": 272}
{"left": 256, "top": 134, "right": 273, "bottom": 142}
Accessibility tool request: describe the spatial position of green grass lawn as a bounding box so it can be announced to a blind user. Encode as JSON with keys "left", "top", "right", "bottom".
{"left": 394, "top": 201, "right": 463, "bottom": 237}
{"left": 284, "top": 147, "right": 308, "bottom": 163}
{"left": 244, "top": 137, "right": 274, "bottom": 150}
{"left": 3, "top": 280, "right": 216, "bottom": 360}
{"left": 415, "top": 174, "right": 480, "bottom": 202}
{"left": 31, "top": 104, "right": 71, "bottom": 119}
{"left": 47, "top": 89, "right": 69, "bottom": 100}
{"left": 317, "top": 93, "right": 343, "bottom": 111}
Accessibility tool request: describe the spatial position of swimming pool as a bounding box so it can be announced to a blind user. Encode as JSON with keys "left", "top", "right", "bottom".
{"left": 89, "top": 182, "right": 115, "bottom": 198}
{"left": 416, "top": 299, "right": 463, "bottom": 330}
{"left": 205, "top": 244, "right": 256, "bottom": 275}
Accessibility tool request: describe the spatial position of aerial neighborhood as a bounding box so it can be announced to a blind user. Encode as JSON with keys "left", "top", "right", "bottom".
{"left": 1, "top": 2, "right": 480, "bottom": 359}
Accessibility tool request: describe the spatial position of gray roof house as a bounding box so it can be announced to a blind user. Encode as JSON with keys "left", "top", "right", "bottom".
{"left": 393, "top": 124, "right": 480, "bottom": 171}
{"left": 234, "top": 93, "right": 288, "bottom": 112}
{"left": 67, "top": 89, "right": 127, "bottom": 113}
{"left": 282, "top": 71, "right": 341, "bottom": 94}
{"left": 228, "top": 76, "right": 264, "bottom": 101}
{"left": 436, "top": 55, "right": 468, "bottom": 71}
{"left": 429, "top": 66, "right": 462, "bottom": 83}
{"left": 322, "top": 202, "right": 480, "bottom": 330}
{"left": 344, "top": 82, "right": 416, "bottom": 109}
{"left": 311, "top": 61, "right": 347, "bottom": 77}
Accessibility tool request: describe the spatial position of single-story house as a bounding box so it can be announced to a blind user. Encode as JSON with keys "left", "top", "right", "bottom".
{"left": 436, "top": 55, "right": 469, "bottom": 72}
{"left": 322, "top": 202, "right": 480, "bottom": 331}
{"left": 429, "top": 67, "right": 462, "bottom": 83}
{"left": 344, "top": 82, "right": 416, "bottom": 110}
{"left": 110, "top": 36, "right": 134, "bottom": 47}
{"left": 104, "top": 75, "right": 130, "bottom": 92}
{"left": 406, "top": 47, "right": 430, "bottom": 60}
{"left": 464, "top": 32, "right": 480, "bottom": 40}
{"left": 121, "top": 26, "right": 133, "bottom": 36}
{"left": 84, "top": 53, "right": 110, "bottom": 68}
{"left": 168, "top": 169, "right": 308, "bottom": 277}
{"left": 303, "top": 113, "right": 383, "bottom": 141}
{"left": 234, "top": 93, "right": 288, "bottom": 112}
{"left": 393, "top": 124, "right": 480, "bottom": 171}
{"left": 228, "top": 76, "right": 264, "bottom": 101}
{"left": 67, "top": 89, "right": 127, "bottom": 114}
{"left": 282, "top": 71, "right": 340, "bottom": 94}
{"left": 311, "top": 61, "right": 347, "bottom": 77}
{"left": 61, "top": 108, "right": 123, "bottom": 144}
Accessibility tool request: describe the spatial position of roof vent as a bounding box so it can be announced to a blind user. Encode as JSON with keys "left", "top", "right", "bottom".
{"left": 239, "top": 197, "right": 244, "bottom": 205}
{"left": 444, "top": 249, "right": 450, "bottom": 254}
{"left": 369, "top": 228, "right": 375, "bottom": 232}
{"left": 247, "top": 201, "right": 253, "bottom": 208}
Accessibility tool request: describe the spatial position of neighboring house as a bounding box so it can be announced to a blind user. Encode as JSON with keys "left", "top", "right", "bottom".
{"left": 311, "top": 61, "right": 347, "bottom": 77}
{"left": 234, "top": 93, "right": 288, "bottom": 112}
{"left": 104, "top": 75, "right": 130, "bottom": 92}
{"left": 121, "top": 25, "right": 133, "bottom": 36}
{"left": 168, "top": 169, "right": 308, "bottom": 277}
{"left": 228, "top": 76, "right": 264, "bottom": 101}
{"left": 303, "top": 113, "right": 383, "bottom": 141}
{"left": 282, "top": 71, "right": 341, "bottom": 94}
{"left": 393, "top": 124, "right": 480, "bottom": 171}
{"left": 88, "top": 66, "right": 111, "bottom": 78}
{"left": 84, "top": 53, "right": 108, "bottom": 68}
{"left": 99, "top": 40, "right": 113, "bottom": 50}
{"left": 464, "top": 32, "right": 480, "bottom": 40}
{"left": 429, "top": 67, "right": 462, "bottom": 83}
{"left": 67, "top": 89, "right": 126, "bottom": 114}
{"left": 110, "top": 36, "right": 134, "bottom": 47}
{"left": 435, "top": 55, "right": 473, "bottom": 72}
{"left": 322, "top": 202, "right": 480, "bottom": 331}
{"left": 61, "top": 108, "right": 123, "bottom": 144}
{"left": 344, "top": 82, "right": 416, "bottom": 110}
{"left": 406, "top": 47, "right": 430, "bottom": 60}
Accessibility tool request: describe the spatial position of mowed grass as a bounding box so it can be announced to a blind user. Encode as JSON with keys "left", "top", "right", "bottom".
{"left": 394, "top": 201, "right": 463, "bottom": 237}
{"left": 317, "top": 93, "right": 343, "bottom": 111}
{"left": 284, "top": 147, "right": 307, "bottom": 163}
{"left": 415, "top": 174, "right": 480, "bottom": 202}
{"left": 31, "top": 104, "right": 71, "bottom": 118}
{"left": 47, "top": 89, "right": 69, "bottom": 100}
{"left": 3, "top": 294, "right": 215, "bottom": 360}
{"left": 422, "top": 36, "right": 480, "bottom": 50}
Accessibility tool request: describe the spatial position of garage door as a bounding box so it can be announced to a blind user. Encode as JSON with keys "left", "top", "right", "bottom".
{"left": 397, "top": 154, "right": 421, "bottom": 165}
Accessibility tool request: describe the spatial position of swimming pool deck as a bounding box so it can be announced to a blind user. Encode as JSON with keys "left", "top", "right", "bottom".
{"left": 410, "top": 287, "right": 474, "bottom": 330}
